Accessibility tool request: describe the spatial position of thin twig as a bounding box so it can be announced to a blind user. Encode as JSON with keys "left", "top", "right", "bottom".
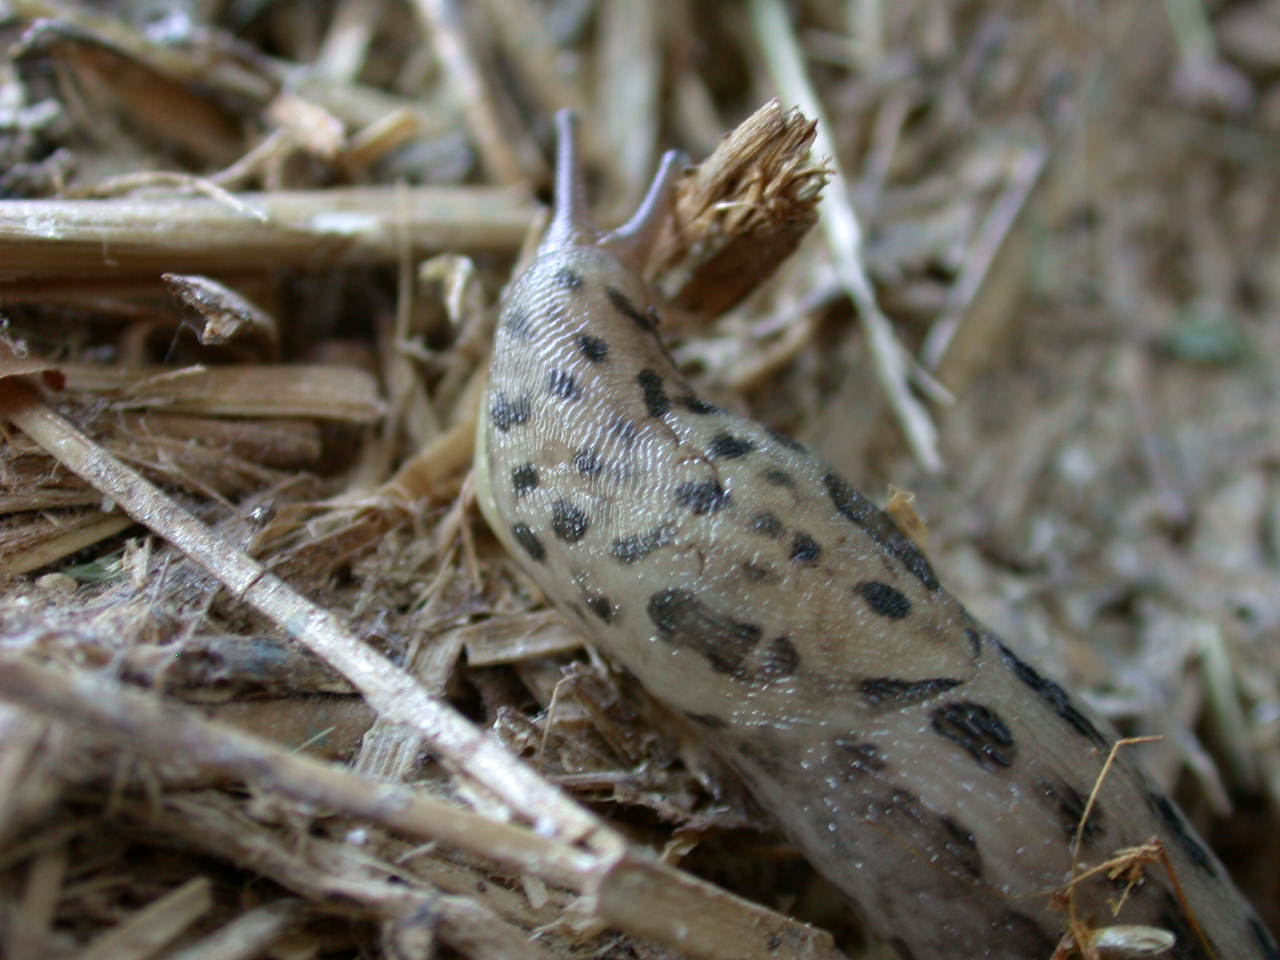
{"left": 0, "top": 655, "right": 593, "bottom": 887}
{"left": 748, "top": 0, "right": 943, "bottom": 471}
{"left": 921, "top": 146, "right": 1047, "bottom": 370}
{"left": 409, "top": 0, "right": 530, "bottom": 186}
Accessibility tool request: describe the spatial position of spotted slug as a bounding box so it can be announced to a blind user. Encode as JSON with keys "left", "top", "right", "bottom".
{"left": 473, "top": 112, "right": 1277, "bottom": 960}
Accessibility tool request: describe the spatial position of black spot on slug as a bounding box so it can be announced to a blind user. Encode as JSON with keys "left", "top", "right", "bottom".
{"left": 964, "top": 627, "right": 983, "bottom": 660}
{"left": 1146, "top": 791, "right": 1218, "bottom": 878}
{"left": 831, "top": 738, "right": 887, "bottom": 777}
{"left": 607, "top": 287, "right": 657, "bottom": 331}
{"left": 573, "top": 446, "right": 602, "bottom": 476}
{"left": 551, "top": 499, "right": 589, "bottom": 543}
{"left": 937, "top": 816, "right": 984, "bottom": 879}
{"left": 490, "top": 392, "right": 531, "bottom": 432}
{"left": 930, "top": 700, "right": 1016, "bottom": 771}
{"left": 708, "top": 432, "right": 755, "bottom": 459}
{"left": 750, "top": 511, "right": 783, "bottom": 538}
{"left": 1036, "top": 777, "right": 1105, "bottom": 844}
{"left": 610, "top": 524, "right": 675, "bottom": 564}
{"left": 757, "top": 636, "right": 800, "bottom": 678}
{"left": 502, "top": 308, "right": 533, "bottom": 339}
{"left": 880, "top": 786, "right": 920, "bottom": 813}
{"left": 675, "top": 480, "right": 730, "bottom": 515}
{"left": 766, "top": 425, "right": 807, "bottom": 453}
{"left": 823, "top": 472, "right": 940, "bottom": 591}
{"left": 553, "top": 267, "right": 583, "bottom": 290}
{"left": 994, "top": 638, "right": 1110, "bottom": 749}
{"left": 511, "top": 522, "right": 545, "bottom": 562}
{"left": 547, "top": 368, "right": 580, "bottom": 400}
{"left": 647, "top": 588, "right": 762, "bottom": 675}
{"left": 848, "top": 785, "right": 990, "bottom": 890}
{"left": 1247, "top": 916, "right": 1280, "bottom": 960}
{"left": 857, "top": 581, "right": 912, "bottom": 620}
{"left": 676, "top": 394, "right": 721, "bottom": 415}
{"left": 585, "top": 593, "right": 616, "bottom": 623}
{"left": 637, "top": 369, "right": 670, "bottom": 418}
{"left": 740, "top": 562, "right": 773, "bottom": 582}
{"left": 760, "top": 467, "right": 795, "bottom": 487}
{"left": 610, "top": 537, "right": 648, "bottom": 565}
{"left": 511, "top": 463, "right": 539, "bottom": 497}
{"left": 1156, "top": 887, "right": 1217, "bottom": 960}
{"left": 858, "top": 676, "right": 961, "bottom": 706}
{"left": 789, "top": 531, "right": 822, "bottom": 563}
{"left": 577, "top": 334, "right": 609, "bottom": 362}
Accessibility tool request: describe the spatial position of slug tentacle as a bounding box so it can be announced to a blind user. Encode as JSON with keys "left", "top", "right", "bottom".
{"left": 545, "top": 109, "right": 686, "bottom": 274}
{"left": 473, "top": 113, "right": 1278, "bottom": 960}
{"left": 543, "top": 110, "right": 596, "bottom": 250}
{"left": 601, "top": 147, "right": 688, "bottom": 271}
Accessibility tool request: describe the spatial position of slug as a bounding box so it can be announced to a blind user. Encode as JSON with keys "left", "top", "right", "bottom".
{"left": 473, "top": 112, "right": 1278, "bottom": 960}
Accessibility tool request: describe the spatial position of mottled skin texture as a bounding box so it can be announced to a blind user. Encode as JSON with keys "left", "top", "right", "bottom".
{"left": 474, "top": 114, "right": 1278, "bottom": 960}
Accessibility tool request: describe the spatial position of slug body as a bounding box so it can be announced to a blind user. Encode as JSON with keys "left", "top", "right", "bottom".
{"left": 475, "top": 113, "right": 1277, "bottom": 960}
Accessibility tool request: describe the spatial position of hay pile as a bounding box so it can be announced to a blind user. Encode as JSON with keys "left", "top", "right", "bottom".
{"left": 0, "top": 2, "right": 1276, "bottom": 957}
